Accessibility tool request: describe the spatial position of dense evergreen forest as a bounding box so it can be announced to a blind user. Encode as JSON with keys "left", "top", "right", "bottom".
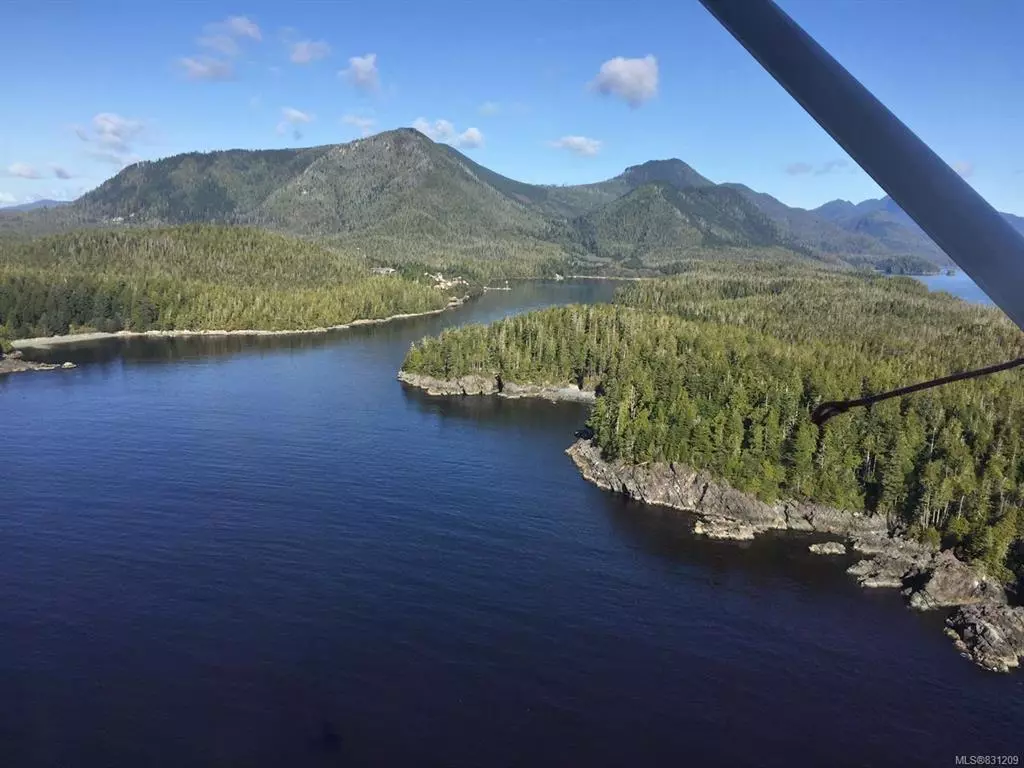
{"left": 0, "top": 226, "right": 460, "bottom": 339}
{"left": 403, "top": 262, "right": 1024, "bottom": 581}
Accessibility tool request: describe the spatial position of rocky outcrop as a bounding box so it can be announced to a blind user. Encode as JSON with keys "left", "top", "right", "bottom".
{"left": 398, "top": 371, "right": 498, "bottom": 396}
{"left": 565, "top": 438, "right": 887, "bottom": 540}
{"left": 904, "top": 550, "right": 1005, "bottom": 611}
{"left": 566, "top": 438, "right": 1023, "bottom": 672}
{"left": 844, "top": 533, "right": 935, "bottom": 588}
{"left": 809, "top": 541, "right": 847, "bottom": 555}
{"left": 846, "top": 555, "right": 917, "bottom": 588}
{"left": 0, "top": 354, "right": 77, "bottom": 376}
{"left": 500, "top": 381, "right": 596, "bottom": 403}
{"left": 946, "top": 604, "right": 1024, "bottom": 672}
{"left": 397, "top": 371, "right": 596, "bottom": 403}
{"left": 693, "top": 516, "right": 758, "bottom": 540}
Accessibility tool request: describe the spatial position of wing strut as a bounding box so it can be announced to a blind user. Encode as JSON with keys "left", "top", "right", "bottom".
{"left": 697, "top": 0, "right": 1024, "bottom": 331}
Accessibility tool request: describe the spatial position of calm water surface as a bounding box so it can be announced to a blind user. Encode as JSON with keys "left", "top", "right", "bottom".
{"left": 3, "top": 280, "right": 1022, "bottom": 767}
{"left": 917, "top": 271, "right": 994, "bottom": 305}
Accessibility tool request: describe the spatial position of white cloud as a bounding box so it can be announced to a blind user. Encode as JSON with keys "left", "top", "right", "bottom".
{"left": 785, "top": 162, "right": 813, "bottom": 176}
{"left": 290, "top": 40, "right": 330, "bottom": 64}
{"left": 479, "top": 101, "right": 501, "bottom": 116}
{"left": 457, "top": 127, "right": 484, "bottom": 148}
{"left": 411, "top": 118, "right": 484, "bottom": 149}
{"left": 75, "top": 112, "right": 146, "bottom": 167}
{"left": 224, "top": 16, "right": 261, "bottom": 40}
{"left": 90, "top": 113, "right": 145, "bottom": 152}
{"left": 341, "top": 114, "right": 376, "bottom": 136}
{"left": 281, "top": 107, "right": 313, "bottom": 124}
{"left": 340, "top": 53, "right": 379, "bottom": 91}
{"left": 590, "top": 55, "right": 658, "bottom": 107}
{"left": 179, "top": 56, "right": 235, "bottom": 81}
{"left": 0, "top": 192, "right": 17, "bottom": 205}
{"left": 953, "top": 160, "right": 974, "bottom": 178}
{"left": 6, "top": 163, "right": 41, "bottom": 179}
{"left": 549, "top": 136, "right": 602, "bottom": 157}
{"left": 278, "top": 107, "right": 314, "bottom": 140}
{"left": 180, "top": 16, "right": 261, "bottom": 83}
{"left": 412, "top": 117, "right": 450, "bottom": 138}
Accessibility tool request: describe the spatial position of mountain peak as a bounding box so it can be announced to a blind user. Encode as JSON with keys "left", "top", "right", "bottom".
{"left": 377, "top": 126, "right": 432, "bottom": 141}
{"left": 618, "top": 158, "right": 713, "bottom": 190}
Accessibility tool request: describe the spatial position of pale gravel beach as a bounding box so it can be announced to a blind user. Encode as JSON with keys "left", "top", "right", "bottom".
{"left": 11, "top": 296, "right": 469, "bottom": 350}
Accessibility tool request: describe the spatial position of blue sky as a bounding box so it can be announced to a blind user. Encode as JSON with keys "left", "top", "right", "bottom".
{"left": 2, "top": 0, "right": 1022, "bottom": 213}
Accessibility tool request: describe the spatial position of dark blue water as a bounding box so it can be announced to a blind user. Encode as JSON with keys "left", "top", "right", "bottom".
{"left": 2, "top": 280, "right": 1022, "bottom": 767}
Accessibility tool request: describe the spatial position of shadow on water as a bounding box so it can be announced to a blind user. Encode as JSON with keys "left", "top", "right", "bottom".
{"left": 402, "top": 380, "right": 889, "bottom": 600}
{"left": 605, "top": 495, "right": 866, "bottom": 594}
{"left": 399, "top": 382, "right": 592, "bottom": 434}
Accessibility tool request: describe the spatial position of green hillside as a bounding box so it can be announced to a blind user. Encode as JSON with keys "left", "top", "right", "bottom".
{"left": 0, "top": 226, "right": 451, "bottom": 339}
{"left": 1, "top": 128, "right": 994, "bottom": 273}
{"left": 78, "top": 146, "right": 332, "bottom": 224}
{"left": 551, "top": 182, "right": 821, "bottom": 268}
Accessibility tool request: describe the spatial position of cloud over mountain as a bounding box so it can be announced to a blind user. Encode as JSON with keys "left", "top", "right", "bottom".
{"left": 591, "top": 55, "right": 658, "bottom": 107}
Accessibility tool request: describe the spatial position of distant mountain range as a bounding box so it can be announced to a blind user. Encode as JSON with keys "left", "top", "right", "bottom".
{"left": 1, "top": 199, "right": 71, "bottom": 212}
{"left": 4, "top": 128, "right": 1016, "bottom": 273}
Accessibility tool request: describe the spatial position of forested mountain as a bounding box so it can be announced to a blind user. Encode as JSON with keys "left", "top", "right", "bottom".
{"left": 402, "top": 262, "right": 1024, "bottom": 582}
{"left": 815, "top": 194, "right": 1024, "bottom": 253}
{"left": 549, "top": 181, "right": 820, "bottom": 268}
{"left": 4, "top": 128, "right": 1018, "bottom": 271}
{"left": 724, "top": 184, "right": 902, "bottom": 256}
{"left": 811, "top": 196, "right": 947, "bottom": 264}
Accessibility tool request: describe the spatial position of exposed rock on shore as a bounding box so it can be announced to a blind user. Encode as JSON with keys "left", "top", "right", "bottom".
{"left": 693, "top": 516, "right": 758, "bottom": 541}
{"left": 565, "top": 437, "right": 1021, "bottom": 671}
{"left": 565, "top": 438, "right": 886, "bottom": 540}
{"left": 0, "top": 351, "right": 77, "bottom": 376}
{"left": 946, "top": 604, "right": 1024, "bottom": 672}
{"left": 809, "top": 541, "right": 847, "bottom": 555}
{"left": 904, "top": 550, "right": 1005, "bottom": 611}
{"left": 397, "top": 371, "right": 596, "bottom": 403}
{"left": 845, "top": 533, "right": 935, "bottom": 588}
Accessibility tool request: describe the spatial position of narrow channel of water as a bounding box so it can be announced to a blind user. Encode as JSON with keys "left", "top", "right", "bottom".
{"left": 3, "top": 280, "right": 1020, "bottom": 767}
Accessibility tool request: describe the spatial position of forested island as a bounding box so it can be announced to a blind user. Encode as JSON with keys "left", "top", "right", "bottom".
{"left": 0, "top": 226, "right": 475, "bottom": 347}
{"left": 401, "top": 261, "right": 1024, "bottom": 671}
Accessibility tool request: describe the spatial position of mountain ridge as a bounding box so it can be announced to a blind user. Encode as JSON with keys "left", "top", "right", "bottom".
{"left": 0, "top": 199, "right": 72, "bottom": 212}
{"left": 3, "top": 127, "right": 1007, "bottom": 272}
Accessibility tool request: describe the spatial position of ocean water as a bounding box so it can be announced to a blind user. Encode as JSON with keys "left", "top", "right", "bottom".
{"left": 2, "top": 280, "right": 1021, "bottom": 767}
{"left": 916, "top": 271, "right": 994, "bottom": 305}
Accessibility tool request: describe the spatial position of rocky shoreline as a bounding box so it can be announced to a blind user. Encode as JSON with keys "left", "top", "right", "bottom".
{"left": 11, "top": 296, "right": 469, "bottom": 351}
{"left": 391, "top": 374, "right": 1024, "bottom": 672}
{"left": 0, "top": 351, "right": 77, "bottom": 377}
{"left": 566, "top": 437, "right": 1024, "bottom": 673}
{"left": 397, "top": 371, "right": 596, "bottom": 403}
